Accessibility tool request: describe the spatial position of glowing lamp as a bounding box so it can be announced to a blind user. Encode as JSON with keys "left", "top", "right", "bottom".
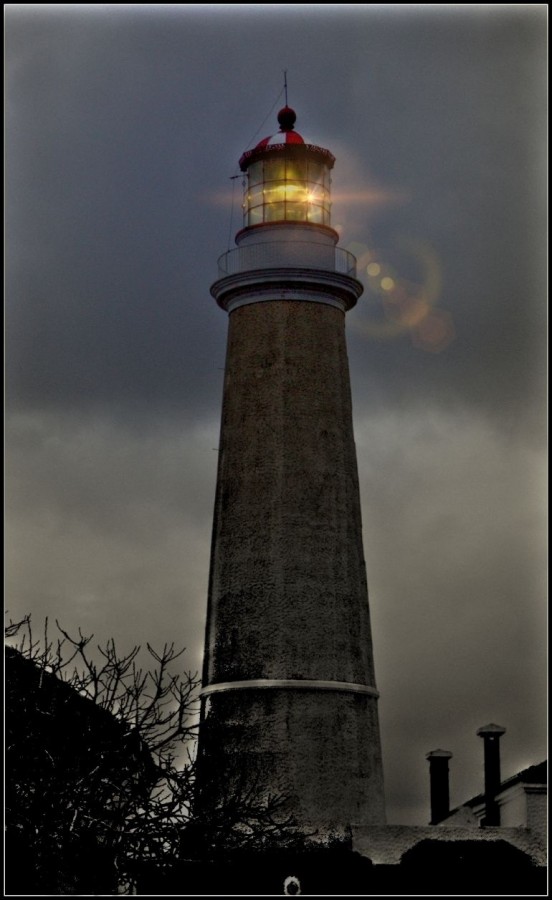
{"left": 239, "top": 106, "right": 335, "bottom": 228}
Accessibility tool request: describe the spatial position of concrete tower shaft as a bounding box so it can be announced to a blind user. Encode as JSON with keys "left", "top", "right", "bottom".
{"left": 204, "top": 300, "right": 376, "bottom": 687}
{"left": 198, "top": 108, "right": 386, "bottom": 836}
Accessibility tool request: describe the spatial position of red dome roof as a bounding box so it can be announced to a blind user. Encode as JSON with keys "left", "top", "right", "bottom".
{"left": 254, "top": 105, "right": 304, "bottom": 149}
{"left": 255, "top": 130, "right": 304, "bottom": 149}
{"left": 239, "top": 107, "right": 335, "bottom": 172}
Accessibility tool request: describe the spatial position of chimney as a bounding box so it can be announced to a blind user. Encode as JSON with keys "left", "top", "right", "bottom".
{"left": 426, "top": 749, "right": 453, "bottom": 824}
{"left": 477, "top": 723, "right": 506, "bottom": 826}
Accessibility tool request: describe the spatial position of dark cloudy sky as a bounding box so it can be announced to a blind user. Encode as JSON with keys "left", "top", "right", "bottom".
{"left": 6, "top": 5, "right": 547, "bottom": 825}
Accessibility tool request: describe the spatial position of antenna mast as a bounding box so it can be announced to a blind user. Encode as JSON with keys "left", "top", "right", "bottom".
{"left": 284, "top": 69, "right": 288, "bottom": 105}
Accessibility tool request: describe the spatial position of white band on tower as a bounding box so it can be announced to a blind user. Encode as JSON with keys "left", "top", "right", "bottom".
{"left": 200, "top": 678, "right": 380, "bottom": 698}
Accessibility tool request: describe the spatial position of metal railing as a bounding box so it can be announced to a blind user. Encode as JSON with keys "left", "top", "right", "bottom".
{"left": 217, "top": 241, "right": 357, "bottom": 279}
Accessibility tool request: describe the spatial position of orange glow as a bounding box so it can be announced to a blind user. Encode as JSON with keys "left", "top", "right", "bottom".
{"left": 383, "top": 291, "right": 431, "bottom": 328}
{"left": 348, "top": 237, "right": 453, "bottom": 349}
{"left": 412, "top": 309, "right": 456, "bottom": 353}
{"left": 331, "top": 187, "right": 411, "bottom": 214}
{"left": 207, "top": 183, "right": 408, "bottom": 213}
{"left": 205, "top": 185, "right": 408, "bottom": 215}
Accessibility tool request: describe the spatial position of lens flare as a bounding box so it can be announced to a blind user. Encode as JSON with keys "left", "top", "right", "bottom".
{"left": 412, "top": 309, "right": 456, "bottom": 353}
{"left": 347, "top": 236, "right": 453, "bottom": 351}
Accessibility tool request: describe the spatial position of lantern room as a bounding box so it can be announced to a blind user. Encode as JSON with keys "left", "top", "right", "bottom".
{"left": 238, "top": 106, "right": 335, "bottom": 229}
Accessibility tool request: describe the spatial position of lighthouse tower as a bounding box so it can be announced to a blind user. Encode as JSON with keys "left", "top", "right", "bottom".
{"left": 197, "top": 106, "right": 386, "bottom": 837}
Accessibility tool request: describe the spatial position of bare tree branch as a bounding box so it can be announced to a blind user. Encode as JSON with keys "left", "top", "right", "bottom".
{"left": 6, "top": 614, "right": 304, "bottom": 893}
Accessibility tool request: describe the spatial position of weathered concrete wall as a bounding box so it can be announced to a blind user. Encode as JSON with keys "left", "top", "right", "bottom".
{"left": 499, "top": 785, "right": 528, "bottom": 827}
{"left": 204, "top": 300, "right": 377, "bottom": 685}
{"left": 525, "top": 786, "right": 547, "bottom": 837}
{"left": 201, "top": 689, "right": 385, "bottom": 834}
{"left": 199, "top": 299, "right": 385, "bottom": 833}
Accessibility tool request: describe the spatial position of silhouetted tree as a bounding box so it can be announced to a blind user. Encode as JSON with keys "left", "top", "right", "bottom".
{"left": 5, "top": 615, "right": 305, "bottom": 894}
{"left": 6, "top": 614, "right": 200, "bottom": 892}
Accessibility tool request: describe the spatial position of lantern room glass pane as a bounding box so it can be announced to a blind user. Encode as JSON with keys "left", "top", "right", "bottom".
{"left": 242, "top": 153, "right": 332, "bottom": 227}
{"left": 285, "top": 158, "right": 307, "bottom": 181}
{"left": 307, "top": 161, "right": 325, "bottom": 185}
{"left": 307, "top": 205, "right": 324, "bottom": 224}
{"left": 265, "top": 201, "right": 285, "bottom": 222}
{"left": 286, "top": 202, "right": 308, "bottom": 221}
{"left": 248, "top": 162, "right": 264, "bottom": 187}
{"left": 283, "top": 181, "right": 306, "bottom": 202}
{"left": 247, "top": 186, "right": 264, "bottom": 207}
{"left": 248, "top": 206, "right": 263, "bottom": 226}
{"left": 305, "top": 182, "right": 327, "bottom": 203}
{"left": 264, "top": 158, "right": 286, "bottom": 182}
{"left": 263, "top": 184, "right": 286, "bottom": 205}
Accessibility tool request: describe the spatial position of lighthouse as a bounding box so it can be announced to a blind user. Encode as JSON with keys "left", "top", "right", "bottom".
{"left": 197, "top": 105, "right": 386, "bottom": 838}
